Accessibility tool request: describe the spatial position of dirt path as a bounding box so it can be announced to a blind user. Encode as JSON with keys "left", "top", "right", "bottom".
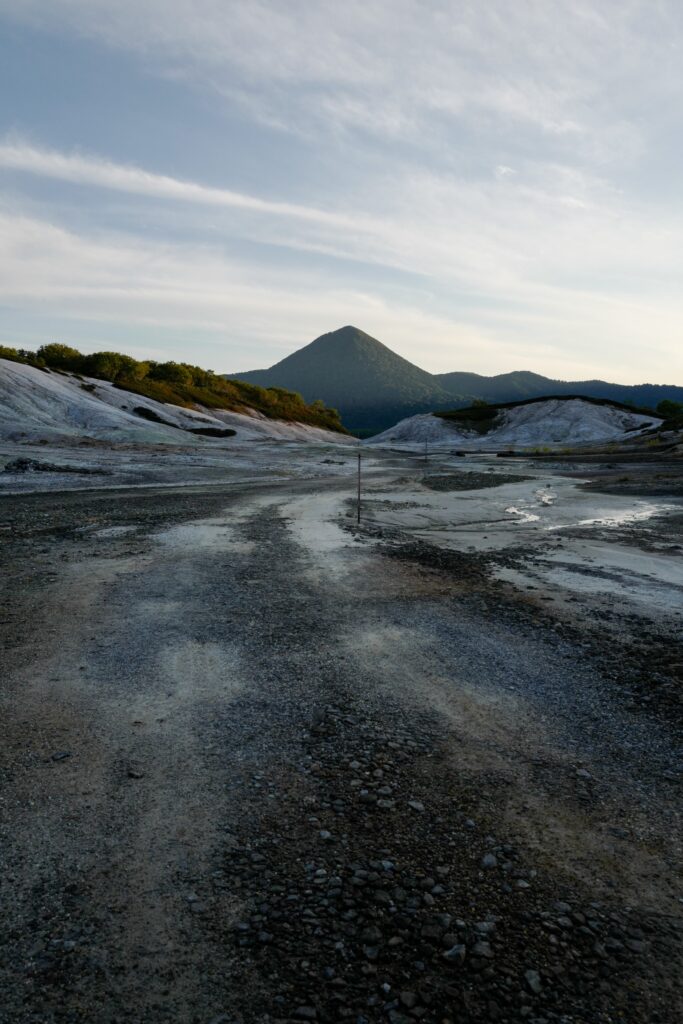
{"left": 0, "top": 475, "right": 681, "bottom": 1023}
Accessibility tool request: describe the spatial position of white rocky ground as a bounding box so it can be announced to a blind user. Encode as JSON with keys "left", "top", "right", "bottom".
{"left": 0, "top": 358, "right": 354, "bottom": 445}
{"left": 368, "top": 398, "right": 660, "bottom": 448}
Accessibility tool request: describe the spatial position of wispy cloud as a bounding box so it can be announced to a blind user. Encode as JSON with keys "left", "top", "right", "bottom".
{"left": 1, "top": 3, "right": 682, "bottom": 381}
{"left": 0, "top": 140, "right": 360, "bottom": 230}
{"left": 6, "top": 1, "right": 681, "bottom": 157}
{"left": 1, "top": 206, "right": 680, "bottom": 382}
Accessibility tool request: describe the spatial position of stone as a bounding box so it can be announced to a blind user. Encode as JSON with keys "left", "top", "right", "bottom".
{"left": 474, "top": 921, "right": 495, "bottom": 934}
{"left": 481, "top": 853, "right": 498, "bottom": 869}
{"left": 525, "top": 969, "right": 542, "bottom": 994}
{"left": 443, "top": 944, "right": 467, "bottom": 965}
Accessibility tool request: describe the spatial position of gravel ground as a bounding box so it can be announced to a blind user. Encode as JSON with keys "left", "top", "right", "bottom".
{"left": 421, "top": 473, "right": 533, "bottom": 492}
{"left": 580, "top": 471, "right": 683, "bottom": 497}
{"left": 0, "top": 468, "right": 681, "bottom": 1024}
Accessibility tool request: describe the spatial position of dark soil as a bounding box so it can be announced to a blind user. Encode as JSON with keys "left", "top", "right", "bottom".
{"left": 422, "top": 473, "right": 532, "bottom": 492}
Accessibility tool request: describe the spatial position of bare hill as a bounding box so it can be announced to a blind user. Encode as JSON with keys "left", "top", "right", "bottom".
{"left": 367, "top": 397, "right": 660, "bottom": 448}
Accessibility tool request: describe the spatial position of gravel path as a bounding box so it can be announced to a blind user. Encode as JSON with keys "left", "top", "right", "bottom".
{"left": 0, "top": 475, "right": 681, "bottom": 1023}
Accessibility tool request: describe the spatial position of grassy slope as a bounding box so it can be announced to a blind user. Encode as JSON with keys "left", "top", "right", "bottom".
{"left": 113, "top": 377, "right": 347, "bottom": 433}
{"left": 0, "top": 346, "right": 347, "bottom": 434}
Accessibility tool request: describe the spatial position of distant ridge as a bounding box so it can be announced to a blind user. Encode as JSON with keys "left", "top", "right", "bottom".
{"left": 434, "top": 369, "right": 683, "bottom": 411}
{"left": 229, "top": 326, "right": 683, "bottom": 434}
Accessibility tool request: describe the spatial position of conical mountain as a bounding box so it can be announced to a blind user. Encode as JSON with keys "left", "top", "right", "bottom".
{"left": 230, "top": 326, "right": 458, "bottom": 433}
{"left": 229, "top": 325, "right": 683, "bottom": 434}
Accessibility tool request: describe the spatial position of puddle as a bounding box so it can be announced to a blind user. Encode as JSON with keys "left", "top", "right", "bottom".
{"left": 505, "top": 505, "right": 540, "bottom": 523}
{"left": 94, "top": 525, "right": 136, "bottom": 538}
{"left": 547, "top": 501, "right": 678, "bottom": 531}
{"left": 155, "top": 517, "right": 255, "bottom": 553}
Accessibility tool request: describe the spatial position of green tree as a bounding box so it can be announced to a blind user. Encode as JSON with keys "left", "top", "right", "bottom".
{"left": 148, "top": 361, "right": 193, "bottom": 385}
{"left": 656, "top": 399, "right": 683, "bottom": 420}
{"left": 87, "top": 352, "right": 148, "bottom": 382}
{"left": 37, "top": 343, "right": 82, "bottom": 370}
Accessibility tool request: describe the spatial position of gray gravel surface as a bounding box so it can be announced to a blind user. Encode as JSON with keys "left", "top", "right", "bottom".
{"left": 0, "top": 473, "right": 681, "bottom": 1023}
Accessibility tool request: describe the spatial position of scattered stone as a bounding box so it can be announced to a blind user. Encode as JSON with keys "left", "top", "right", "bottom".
{"left": 293, "top": 1007, "right": 317, "bottom": 1020}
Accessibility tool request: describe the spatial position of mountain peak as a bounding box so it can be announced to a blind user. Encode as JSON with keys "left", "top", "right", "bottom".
{"left": 306, "top": 325, "right": 387, "bottom": 351}
{"left": 230, "top": 326, "right": 455, "bottom": 431}
{"left": 229, "top": 326, "right": 682, "bottom": 434}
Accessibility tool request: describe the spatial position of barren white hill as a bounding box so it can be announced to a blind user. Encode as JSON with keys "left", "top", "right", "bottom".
{"left": 0, "top": 359, "right": 354, "bottom": 445}
{"left": 368, "top": 397, "right": 659, "bottom": 448}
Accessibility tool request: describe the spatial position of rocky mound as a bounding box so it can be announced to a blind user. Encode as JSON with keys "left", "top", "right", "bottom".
{"left": 368, "top": 398, "right": 659, "bottom": 448}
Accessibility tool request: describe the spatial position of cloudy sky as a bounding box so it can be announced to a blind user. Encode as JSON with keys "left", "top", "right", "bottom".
{"left": 0, "top": 1, "right": 681, "bottom": 380}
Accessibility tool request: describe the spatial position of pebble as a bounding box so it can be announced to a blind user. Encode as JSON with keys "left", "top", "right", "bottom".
{"left": 442, "top": 944, "right": 467, "bottom": 965}
{"left": 293, "top": 1007, "right": 317, "bottom": 1020}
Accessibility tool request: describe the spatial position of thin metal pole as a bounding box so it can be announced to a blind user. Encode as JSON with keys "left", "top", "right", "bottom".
{"left": 357, "top": 451, "right": 361, "bottom": 524}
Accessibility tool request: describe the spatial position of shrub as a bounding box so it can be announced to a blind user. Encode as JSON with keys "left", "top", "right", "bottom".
{"left": 36, "top": 343, "right": 83, "bottom": 371}
{"left": 24, "top": 341, "right": 346, "bottom": 432}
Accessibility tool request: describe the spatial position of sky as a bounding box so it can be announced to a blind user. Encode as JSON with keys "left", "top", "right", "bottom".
{"left": 0, "top": 1, "right": 682, "bottom": 382}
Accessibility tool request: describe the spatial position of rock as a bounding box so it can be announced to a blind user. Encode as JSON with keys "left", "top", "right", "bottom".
{"left": 525, "top": 969, "right": 542, "bottom": 994}
{"left": 481, "top": 853, "right": 498, "bottom": 869}
{"left": 626, "top": 939, "right": 649, "bottom": 954}
{"left": 408, "top": 800, "right": 425, "bottom": 812}
{"left": 443, "top": 944, "right": 467, "bottom": 965}
{"left": 293, "top": 1008, "right": 317, "bottom": 1021}
{"left": 127, "top": 769, "right": 144, "bottom": 779}
{"left": 474, "top": 921, "right": 495, "bottom": 935}
{"left": 51, "top": 751, "right": 71, "bottom": 762}
{"left": 319, "top": 830, "right": 332, "bottom": 841}
{"left": 471, "top": 941, "right": 494, "bottom": 959}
